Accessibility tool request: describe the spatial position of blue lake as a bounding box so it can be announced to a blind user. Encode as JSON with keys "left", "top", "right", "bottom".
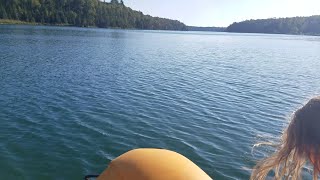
{"left": 0, "top": 25, "right": 320, "bottom": 179}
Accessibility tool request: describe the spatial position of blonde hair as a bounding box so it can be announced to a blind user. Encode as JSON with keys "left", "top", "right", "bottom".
{"left": 251, "top": 96, "right": 320, "bottom": 180}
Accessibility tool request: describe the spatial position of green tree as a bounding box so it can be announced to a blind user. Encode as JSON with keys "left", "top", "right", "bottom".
{"left": 110, "top": 0, "right": 118, "bottom": 4}
{"left": 0, "top": 6, "right": 8, "bottom": 19}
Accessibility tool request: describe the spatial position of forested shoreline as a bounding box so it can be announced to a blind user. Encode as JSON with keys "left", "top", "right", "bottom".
{"left": 226, "top": 16, "right": 320, "bottom": 35}
{"left": 0, "top": 0, "right": 187, "bottom": 30}
{"left": 187, "top": 26, "right": 226, "bottom": 32}
{"left": 1, "top": 0, "right": 319, "bottom": 35}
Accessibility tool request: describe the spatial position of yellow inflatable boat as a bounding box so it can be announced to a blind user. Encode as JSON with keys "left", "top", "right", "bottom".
{"left": 86, "top": 148, "right": 212, "bottom": 180}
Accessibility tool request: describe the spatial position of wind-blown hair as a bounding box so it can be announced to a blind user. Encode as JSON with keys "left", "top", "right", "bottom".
{"left": 251, "top": 96, "right": 320, "bottom": 180}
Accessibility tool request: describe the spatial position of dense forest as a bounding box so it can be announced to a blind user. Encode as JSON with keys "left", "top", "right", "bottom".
{"left": 226, "top": 16, "right": 320, "bottom": 35}
{"left": 0, "top": 0, "right": 187, "bottom": 30}
{"left": 187, "top": 26, "right": 226, "bottom": 32}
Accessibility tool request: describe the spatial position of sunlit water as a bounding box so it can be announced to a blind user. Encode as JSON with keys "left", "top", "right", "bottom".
{"left": 1, "top": 25, "right": 320, "bottom": 179}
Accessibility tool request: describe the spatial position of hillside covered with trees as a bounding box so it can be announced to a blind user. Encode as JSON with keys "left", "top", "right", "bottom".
{"left": 226, "top": 16, "right": 320, "bottom": 35}
{"left": 0, "top": 0, "right": 187, "bottom": 30}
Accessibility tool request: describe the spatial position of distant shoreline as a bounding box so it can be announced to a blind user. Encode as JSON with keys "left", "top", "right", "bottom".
{"left": 226, "top": 16, "right": 320, "bottom": 36}
{"left": 0, "top": 19, "right": 75, "bottom": 27}
{"left": 0, "top": 19, "right": 178, "bottom": 31}
{"left": 0, "top": 19, "right": 134, "bottom": 30}
{"left": 1, "top": 19, "right": 319, "bottom": 37}
{"left": 0, "top": 19, "right": 39, "bottom": 25}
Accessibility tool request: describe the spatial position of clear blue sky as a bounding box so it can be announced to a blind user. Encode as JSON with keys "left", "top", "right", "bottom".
{"left": 124, "top": 0, "right": 320, "bottom": 27}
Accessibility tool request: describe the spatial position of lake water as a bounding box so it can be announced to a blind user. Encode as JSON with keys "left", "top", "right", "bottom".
{"left": 1, "top": 25, "right": 320, "bottom": 180}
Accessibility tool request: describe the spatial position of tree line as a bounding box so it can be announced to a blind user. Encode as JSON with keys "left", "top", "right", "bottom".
{"left": 226, "top": 16, "right": 320, "bottom": 35}
{"left": 0, "top": 0, "right": 187, "bottom": 31}
{"left": 187, "top": 26, "right": 226, "bottom": 32}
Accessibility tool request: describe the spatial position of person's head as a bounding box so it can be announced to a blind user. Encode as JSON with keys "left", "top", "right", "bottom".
{"left": 251, "top": 96, "right": 320, "bottom": 180}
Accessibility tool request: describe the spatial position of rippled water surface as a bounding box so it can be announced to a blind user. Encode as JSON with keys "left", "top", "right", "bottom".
{"left": 1, "top": 25, "right": 320, "bottom": 179}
